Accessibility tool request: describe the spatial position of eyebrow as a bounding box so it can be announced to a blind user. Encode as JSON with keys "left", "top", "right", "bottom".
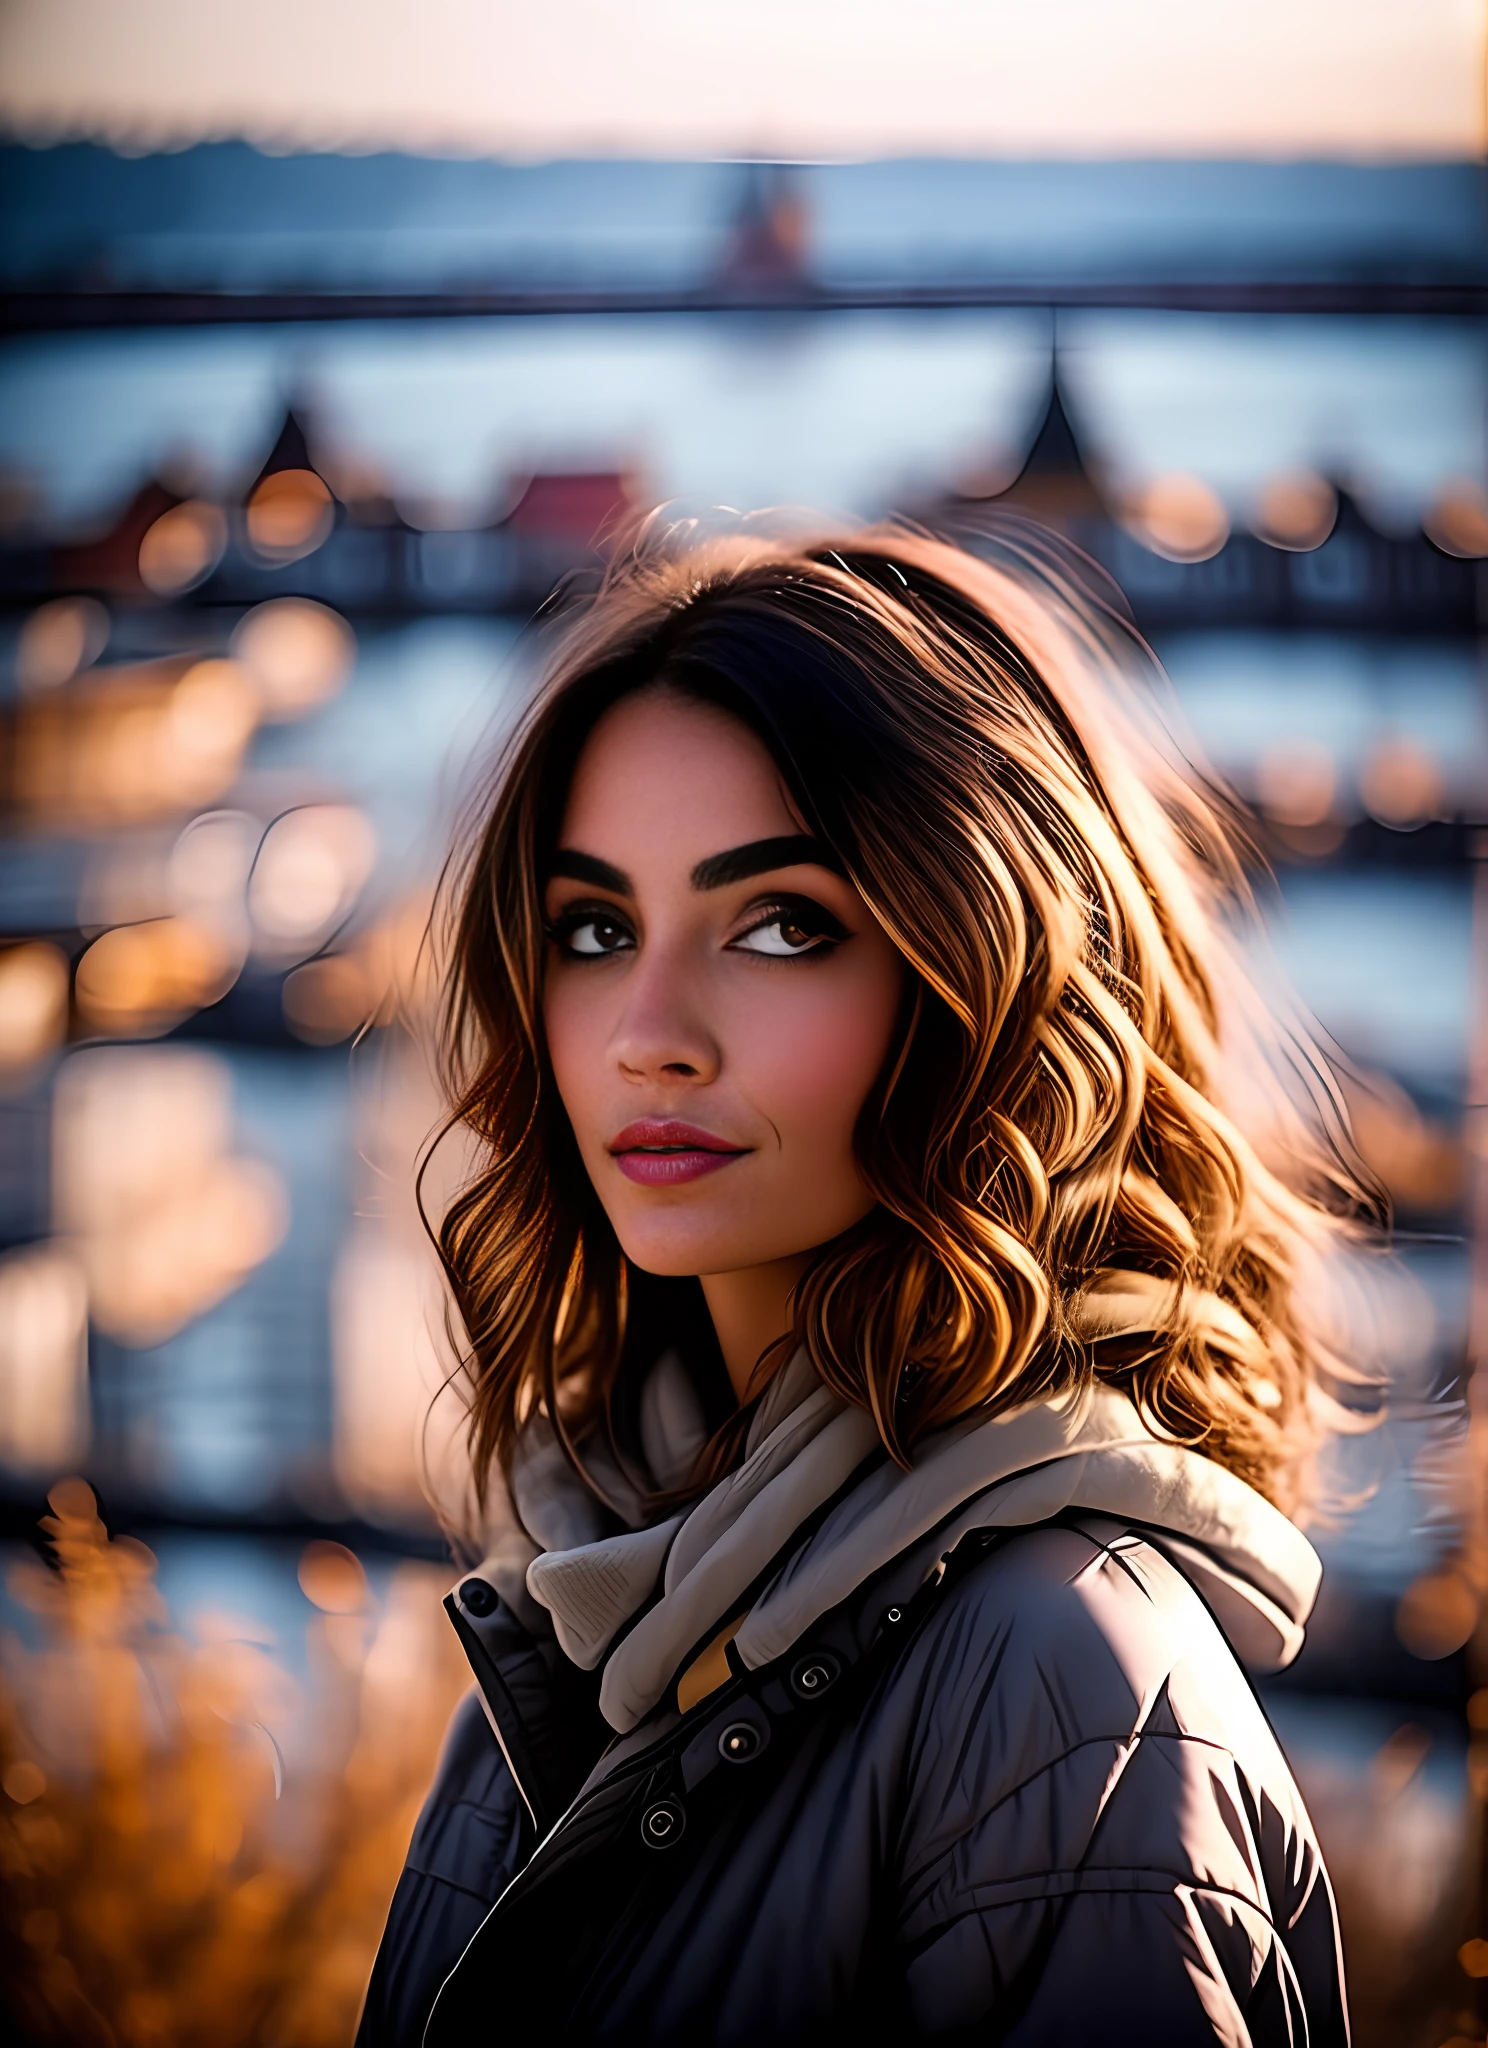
{"left": 547, "top": 834, "right": 843, "bottom": 898}
{"left": 690, "top": 835, "right": 844, "bottom": 891}
{"left": 549, "top": 849, "right": 631, "bottom": 893}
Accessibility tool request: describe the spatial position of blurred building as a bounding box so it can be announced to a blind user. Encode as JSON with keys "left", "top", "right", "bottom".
{"left": 0, "top": 136, "right": 1483, "bottom": 2048}
{"left": 0, "top": 141, "right": 1483, "bottom": 1608}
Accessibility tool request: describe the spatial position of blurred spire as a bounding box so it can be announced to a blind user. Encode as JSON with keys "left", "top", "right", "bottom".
{"left": 243, "top": 400, "right": 338, "bottom": 564}
{"left": 714, "top": 164, "right": 810, "bottom": 298}
{"left": 249, "top": 403, "right": 328, "bottom": 495}
{"left": 992, "top": 372, "right": 1108, "bottom": 526}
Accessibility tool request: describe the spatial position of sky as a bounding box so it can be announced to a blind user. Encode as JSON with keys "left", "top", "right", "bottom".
{"left": 0, "top": 0, "right": 1480, "bottom": 160}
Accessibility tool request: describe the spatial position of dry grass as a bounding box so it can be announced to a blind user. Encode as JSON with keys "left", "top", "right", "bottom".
{"left": 0, "top": 1480, "right": 468, "bottom": 2048}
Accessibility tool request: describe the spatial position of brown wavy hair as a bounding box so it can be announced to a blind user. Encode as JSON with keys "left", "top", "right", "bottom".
{"left": 430, "top": 519, "right": 1373, "bottom": 1519}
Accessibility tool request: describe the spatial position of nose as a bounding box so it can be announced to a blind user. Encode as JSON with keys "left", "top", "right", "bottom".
{"left": 609, "top": 945, "right": 721, "bottom": 1086}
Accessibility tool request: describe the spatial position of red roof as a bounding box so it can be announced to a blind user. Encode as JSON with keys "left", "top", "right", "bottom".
{"left": 503, "top": 471, "right": 632, "bottom": 541}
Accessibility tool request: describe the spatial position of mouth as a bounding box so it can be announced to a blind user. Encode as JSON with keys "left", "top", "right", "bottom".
{"left": 607, "top": 1119, "right": 751, "bottom": 1187}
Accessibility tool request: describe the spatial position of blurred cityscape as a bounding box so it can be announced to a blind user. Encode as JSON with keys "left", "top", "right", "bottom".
{"left": 0, "top": 143, "right": 1485, "bottom": 2044}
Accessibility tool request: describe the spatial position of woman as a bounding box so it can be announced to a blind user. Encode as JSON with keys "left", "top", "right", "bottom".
{"left": 360, "top": 524, "right": 1355, "bottom": 2044}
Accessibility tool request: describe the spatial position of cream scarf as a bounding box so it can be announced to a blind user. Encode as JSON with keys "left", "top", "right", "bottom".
{"left": 459, "top": 1347, "right": 1321, "bottom": 1736}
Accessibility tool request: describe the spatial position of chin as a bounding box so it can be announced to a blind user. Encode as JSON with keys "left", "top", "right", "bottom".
{"left": 612, "top": 1230, "right": 746, "bottom": 1279}
{"left": 598, "top": 1178, "right": 753, "bottom": 1278}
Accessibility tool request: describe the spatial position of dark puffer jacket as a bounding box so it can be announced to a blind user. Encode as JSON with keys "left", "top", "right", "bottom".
{"left": 358, "top": 1512, "right": 1348, "bottom": 2045}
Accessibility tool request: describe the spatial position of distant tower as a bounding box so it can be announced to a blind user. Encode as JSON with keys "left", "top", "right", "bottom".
{"left": 714, "top": 164, "right": 811, "bottom": 297}
{"left": 251, "top": 407, "right": 321, "bottom": 492}
{"left": 990, "top": 374, "right": 1109, "bottom": 532}
{"left": 242, "top": 403, "right": 338, "bottom": 565}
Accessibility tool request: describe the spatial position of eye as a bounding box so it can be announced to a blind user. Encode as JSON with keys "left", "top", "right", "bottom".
{"left": 549, "top": 905, "right": 635, "bottom": 957}
{"left": 731, "top": 898, "right": 849, "bottom": 959}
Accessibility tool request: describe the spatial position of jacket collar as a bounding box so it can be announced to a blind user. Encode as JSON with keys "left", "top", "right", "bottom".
{"left": 463, "top": 1355, "right": 1321, "bottom": 1735}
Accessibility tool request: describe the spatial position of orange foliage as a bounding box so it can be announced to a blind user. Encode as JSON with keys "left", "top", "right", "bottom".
{"left": 0, "top": 1481, "right": 468, "bottom": 2047}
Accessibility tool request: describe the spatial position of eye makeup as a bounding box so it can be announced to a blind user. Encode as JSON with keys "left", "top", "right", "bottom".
{"left": 729, "top": 894, "right": 851, "bottom": 958}
{"left": 544, "top": 891, "right": 852, "bottom": 962}
{"left": 546, "top": 901, "right": 636, "bottom": 957}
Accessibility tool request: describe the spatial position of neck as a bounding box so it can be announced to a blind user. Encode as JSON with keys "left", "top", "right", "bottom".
{"left": 699, "top": 1254, "right": 810, "bottom": 1405}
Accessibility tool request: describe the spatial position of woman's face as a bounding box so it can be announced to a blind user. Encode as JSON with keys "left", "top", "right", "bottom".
{"left": 542, "top": 688, "right": 905, "bottom": 1283}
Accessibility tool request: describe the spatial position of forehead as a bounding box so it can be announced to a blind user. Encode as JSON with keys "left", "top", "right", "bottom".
{"left": 559, "top": 690, "right": 800, "bottom": 861}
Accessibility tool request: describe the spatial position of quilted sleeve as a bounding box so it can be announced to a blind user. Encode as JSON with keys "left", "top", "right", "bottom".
{"left": 889, "top": 1524, "right": 1348, "bottom": 2046}
{"left": 356, "top": 1688, "right": 528, "bottom": 2048}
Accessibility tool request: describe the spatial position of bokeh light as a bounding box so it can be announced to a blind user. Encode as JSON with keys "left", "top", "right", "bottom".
{"left": 298, "top": 1539, "right": 369, "bottom": 1615}
{"left": 53, "top": 1047, "right": 289, "bottom": 1347}
{"left": 231, "top": 596, "right": 356, "bottom": 720}
{"left": 1124, "top": 472, "right": 1230, "bottom": 561}
{"left": 137, "top": 497, "right": 228, "bottom": 596}
{"left": 75, "top": 917, "right": 239, "bottom": 1038}
{"left": 2, "top": 1759, "right": 46, "bottom": 1806}
{"left": 1360, "top": 736, "right": 1444, "bottom": 830}
{"left": 1254, "top": 739, "right": 1337, "bottom": 828}
{"left": 167, "top": 807, "right": 260, "bottom": 941}
{"left": 248, "top": 804, "right": 377, "bottom": 954}
{"left": 1425, "top": 479, "right": 1488, "bottom": 560}
{"left": 1251, "top": 469, "right": 1338, "bottom": 551}
{"left": 332, "top": 1234, "right": 451, "bottom": 1526}
{"left": 0, "top": 941, "right": 70, "bottom": 1073}
{"left": 16, "top": 595, "right": 108, "bottom": 692}
{"left": 1344, "top": 1071, "right": 1466, "bottom": 1215}
{"left": 10, "top": 656, "right": 260, "bottom": 831}
{"left": 245, "top": 468, "right": 334, "bottom": 563}
{"left": 1396, "top": 1571, "right": 1479, "bottom": 1661}
{"left": 167, "top": 657, "right": 260, "bottom": 800}
{"left": 0, "top": 1243, "right": 90, "bottom": 1470}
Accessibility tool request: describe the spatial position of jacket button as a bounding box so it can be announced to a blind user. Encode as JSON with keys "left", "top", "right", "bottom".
{"left": 717, "top": 1720, "right": 766, "bottom": 1764}
{"left": 789, "top": 1650, "right": 842, "bottom": 1701}
{"left": 459, "top": 1578, "right": 498, "bottom": 1617}
{"left": 640, "top": 1797, "right": 686, "bottom": 1850}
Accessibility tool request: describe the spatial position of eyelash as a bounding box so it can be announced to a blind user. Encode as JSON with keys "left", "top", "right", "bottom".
{"left": 734, "top": 896, "right": 849, "bottom": 958}
{"left": 545, "top": 902, "right": 635, "bottom": 958}
{"left": 545, "top": 895, "right": 849, "bottom": 961}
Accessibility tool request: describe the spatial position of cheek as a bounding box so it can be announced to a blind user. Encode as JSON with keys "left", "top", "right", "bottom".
{"left": 745, "top": 959, "right": 903, "bottom": 1158}
{"left": 542, "top": 973, "right": 606, "bottom": 1133}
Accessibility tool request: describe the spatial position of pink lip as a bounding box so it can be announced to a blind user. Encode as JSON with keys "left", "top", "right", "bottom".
{"left": 608, "top": 1119, "right": 750, "bottom": 1187}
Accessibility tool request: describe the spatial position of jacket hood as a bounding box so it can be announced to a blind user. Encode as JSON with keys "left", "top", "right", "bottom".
{"left": 461, "top": 1351, "right": 1321, "bottom": 1735}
